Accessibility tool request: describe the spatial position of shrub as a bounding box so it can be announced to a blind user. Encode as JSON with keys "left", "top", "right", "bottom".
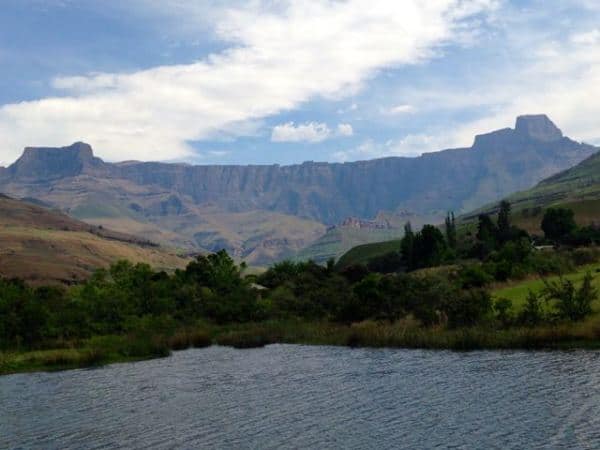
{"left": 519, "top": 291, "right": 543, "bottom": 326}
{"left": 458, "top": 264, "right": 493, "bottom": 289}
{"left": 529, "top": 251, "right": 574, "bottom": 276}
{"left": 571, "top": 247, "right": 600, "bottom": 266}
{"left": 494, "top": 298, "right": 513, "bottom": 327}
{"left": 543, "top": 273, "right": 597, "bottom": 321}
{"left": 444, "top": 289, "right": 493, "bottom": 328}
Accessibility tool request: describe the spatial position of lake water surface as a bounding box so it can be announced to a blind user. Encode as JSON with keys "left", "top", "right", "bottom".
{"left": 2, "top": 345, "right": 600, "bottom": 449}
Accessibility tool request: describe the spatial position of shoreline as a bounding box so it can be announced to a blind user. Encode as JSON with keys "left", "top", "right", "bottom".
{"left": 3, "top": 318, "right": 600, "bottom": 376}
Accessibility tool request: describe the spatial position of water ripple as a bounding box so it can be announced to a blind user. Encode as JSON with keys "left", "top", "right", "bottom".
{"left": 2, "top": 345, "right": 600, "bottom": 449}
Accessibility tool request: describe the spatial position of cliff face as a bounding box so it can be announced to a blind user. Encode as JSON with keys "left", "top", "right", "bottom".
{"left": 6, "top": 142, "right": 106, "bottom": 182}
{"left": 0, "top": 115, "right": 596, "bottom": 263}
{"left": 101, "top": 115, "right": 595, "bottom": 222}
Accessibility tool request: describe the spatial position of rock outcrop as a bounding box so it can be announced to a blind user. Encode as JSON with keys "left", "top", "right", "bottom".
{"left": 515, "top": 114, "right": 563, "bottom": 142}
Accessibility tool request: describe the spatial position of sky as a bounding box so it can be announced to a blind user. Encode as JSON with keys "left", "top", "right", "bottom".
{"left": 0, "top": 0, "right": 599, "bottom": 166}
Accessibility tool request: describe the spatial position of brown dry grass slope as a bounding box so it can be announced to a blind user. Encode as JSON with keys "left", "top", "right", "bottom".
{"left": 0, "top": 194, "right": 188, "bottom": 284}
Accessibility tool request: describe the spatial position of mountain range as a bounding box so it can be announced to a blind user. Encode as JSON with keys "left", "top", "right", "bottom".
{"left": 0, "top": 114, "right": 596, "bottom": 264}
{"left": 339, "top": 141, "right": 600, "bottom": 268}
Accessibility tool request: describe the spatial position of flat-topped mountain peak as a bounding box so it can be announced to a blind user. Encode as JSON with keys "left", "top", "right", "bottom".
{"left": 8, "top": 142, "right": 104, "bottom": 181}
{"left": 515, "top": 114, "right": 563, "bottom": 142}
{"left": 472, "top": 114, "right": 565, "bottom": 149}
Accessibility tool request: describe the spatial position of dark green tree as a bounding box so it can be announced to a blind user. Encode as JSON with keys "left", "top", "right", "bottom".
{"left": 445, "top": 211, "right": 457, "bottom": 249}
{"left": 497, "top": 201, "right": 511, "bottom": 243}
{"left": 519, "top": 290, "right": 543, "bottom": 326}
{"left": 413, "top": 225, "right": 447, "bottom": 269}
{"left": 541, "top": 208, "right": 577, "bottom": 243}
{"left": 475, "top": 214, "right": 498, "bottom": 257}
{"left": 400, "top": 222, "right": 415, "bottom": 270}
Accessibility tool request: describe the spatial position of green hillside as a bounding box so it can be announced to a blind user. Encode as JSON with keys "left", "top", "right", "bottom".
{"left": 335, "top": 239, "right": 403, "bottom": 268}
{"left": 463, "top": 150, "right": 600, "bottom": 233}
{"left": 338, "top": 150, "right": 600, "bottom": 265}
{"left": 294, "top": 227, "right": 404, "bottom": 264}
{"left": 509, "top": 150, "right": 600, "bottom": 207}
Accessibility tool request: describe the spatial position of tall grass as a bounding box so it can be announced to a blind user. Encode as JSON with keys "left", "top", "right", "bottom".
{"left": 168, "top": 329, "right": 212, "bottom": 350}
{"left": 344, "top": 316, "right": 600, "bottom": 350}
{"left": 4, "top": 317, "right": 600, "bottom": 376}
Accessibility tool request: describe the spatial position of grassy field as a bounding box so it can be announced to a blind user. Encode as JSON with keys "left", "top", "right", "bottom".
{"left": 493, "top": 262, "right": 600, "bottom": 311}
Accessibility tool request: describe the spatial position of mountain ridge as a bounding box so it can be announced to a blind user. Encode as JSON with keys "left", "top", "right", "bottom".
{"left": 0, "top": 114, "right": 596, "bottom": 264}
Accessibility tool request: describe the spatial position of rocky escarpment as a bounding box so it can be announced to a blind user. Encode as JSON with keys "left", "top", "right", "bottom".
{"left": 328, "top": 217, "right": 395, "bottom": 232}
{"left": 100, "top": 115, "right": 596, "bottom": 222}
{"left": 0, "top": 114, "right": 596, "bottom": 263}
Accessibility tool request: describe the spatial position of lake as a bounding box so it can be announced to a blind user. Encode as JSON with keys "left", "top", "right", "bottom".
{"left": 2, "top": 345, "right": 600, "bottom": 449}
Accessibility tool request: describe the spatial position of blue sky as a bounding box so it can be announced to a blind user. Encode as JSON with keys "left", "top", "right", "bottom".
{"left": 0, "top": 0, "right": 599, "bottom": 165}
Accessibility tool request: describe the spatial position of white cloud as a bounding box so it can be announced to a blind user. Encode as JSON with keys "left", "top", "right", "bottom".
{"left": 445, "top": 27, "right": 600, "bottom": 149}
{"left": 570, "top": 29, "right": 600, "bottom": 45}
{"left": 337, "top": 123, "right": 354, "bottom": 137}
{"left": 271, "top": 122, "right": 331, "bottom": 143}
{"left": 333, "top": 133, "right": 445, "bottom": 161}
{"left": 272, "top": 121, "right": 353, "bottom": 142}
{"left": 0, "top": 0, "right": 494, "bottom": 164}
{"left": 383, "top": 104, "right": 416, "bottom": 115}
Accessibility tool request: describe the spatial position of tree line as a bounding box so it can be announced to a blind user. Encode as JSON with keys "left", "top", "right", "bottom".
{"left": 0, "top": 202, "right": 598, "bottom": 351}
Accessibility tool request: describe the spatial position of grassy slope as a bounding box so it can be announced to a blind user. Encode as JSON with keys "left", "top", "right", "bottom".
{"left": 0, "top": 195, "right": 187, "bottom": 284}
{"left": 338, "top": 151, "right": 600, "bottom": 265}
{"left": 507, "top": 151, "right": 600, "bottom": 209}
{"left": 296, "top": 227, "right": 404, "bottom": 264}
{"left": 336, "top": 239, "right": 403, "bottom": 268}
{"left": 465, "top": 150, "right": 600, "bottom": 233}
{"left": 493, "top": 262, "right": 600, "bottom": 311}
{"left": 79, "top": 201, "right": 326, "bottom": 265}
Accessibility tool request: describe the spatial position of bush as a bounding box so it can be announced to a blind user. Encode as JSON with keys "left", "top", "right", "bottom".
{"left": 444, "top": 289, "right": 493, "bottom": 328}
{"left": 529, "top": 251, "right": 574, "bottom": 276}
{"left": 543, "top": 273, "right": 597, "bottom": 321}
{"left": 519, "top": 291, "right": 543, "bottom": 326}
{"left": 494, "top": 298, "right": 513, "bottom": 327}
{"left": 458, "top": 264, "right": 493, "bottom": 289}
{"left": 571, "top": 247, "right": 600, "bottom": 266}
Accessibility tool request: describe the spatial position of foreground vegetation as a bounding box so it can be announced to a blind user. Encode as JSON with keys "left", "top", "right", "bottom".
{"left": 2, "top": 202, "right": 600, "bottom": 375}
{"left": 5, "top": 315, "right": 600, "bottom": 375}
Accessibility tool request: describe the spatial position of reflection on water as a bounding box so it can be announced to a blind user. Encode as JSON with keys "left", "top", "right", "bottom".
{"left": 2, "top": 345, "right": 600, "bottom": 449}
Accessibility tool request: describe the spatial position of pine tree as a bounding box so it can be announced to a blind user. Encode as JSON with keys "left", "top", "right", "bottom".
{"left": 497, "top": 200, "right": 511, "bottom": 243}
{"left": 401, "top": 222, "right": 415, "bottom": 270}
{"left": 445, "top": 211, "right": 457, "bottom": 249}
